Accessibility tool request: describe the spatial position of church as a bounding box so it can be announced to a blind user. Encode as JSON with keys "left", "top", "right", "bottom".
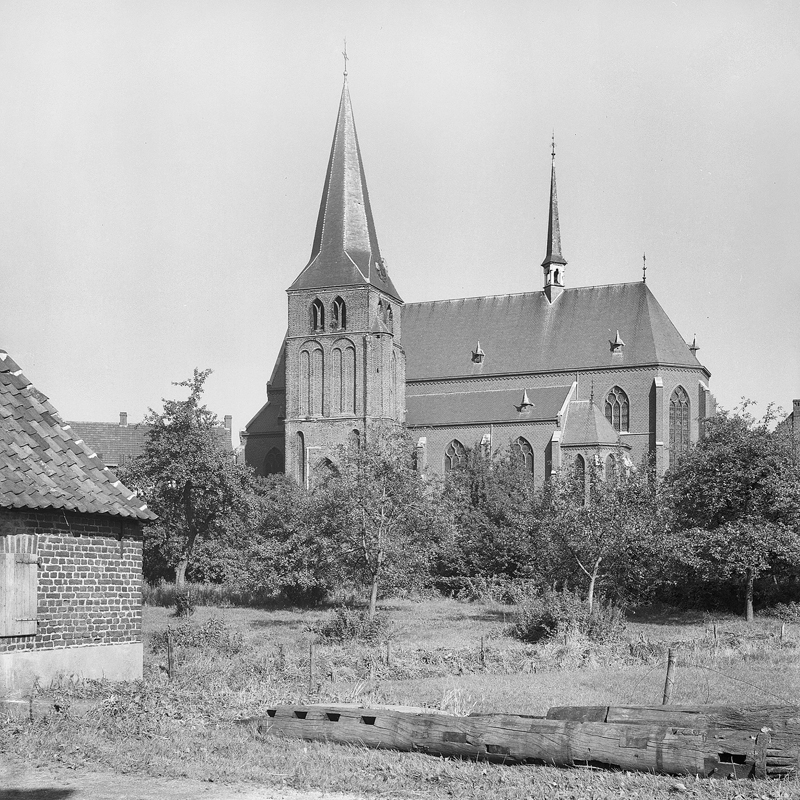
{"left": 242, "top": 75, "right": 712, "bottom": 487}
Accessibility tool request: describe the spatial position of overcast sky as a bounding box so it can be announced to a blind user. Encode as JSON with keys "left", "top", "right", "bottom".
{"left": 0, "top": 0, "right": 798, "bottom": 438}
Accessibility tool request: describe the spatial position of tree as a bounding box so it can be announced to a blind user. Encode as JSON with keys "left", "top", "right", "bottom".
{"left": 542, "top": 455, "right": 666, "bottom": 612}
{"left": 438, "top": 444, "right": 542, "bottom": 587}
{"left": 666, "top": 402, "right": 800, "bottom": 620}
{"left": 310, "top": 427, "right": 446, "bottom": 618}
{"left": 120, "top": 369, "right": 256, "bottom": 589}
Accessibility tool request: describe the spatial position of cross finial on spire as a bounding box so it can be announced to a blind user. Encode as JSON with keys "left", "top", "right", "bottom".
{"left": 551, "top": 130, "right": 556, "bottom": 161}
{"left": 642, "top": 252, "right": 647, "bottom": 283}
{"left": 342, "top": 38, "right": 349, "bottom": 78}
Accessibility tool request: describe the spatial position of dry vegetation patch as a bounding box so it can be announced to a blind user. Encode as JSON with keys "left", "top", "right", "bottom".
{"left": 2, "top": 599, "right": 799, "bottom": 799}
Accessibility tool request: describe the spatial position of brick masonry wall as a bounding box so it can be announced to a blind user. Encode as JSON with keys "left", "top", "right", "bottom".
{"left": 407, "top": 364, "right": 710, "bottom": 481}
{"left": 0, "top": 509, "right": 142, "bottom": 654}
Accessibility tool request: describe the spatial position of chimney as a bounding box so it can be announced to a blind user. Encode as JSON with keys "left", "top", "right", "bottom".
{"left": 119, "top": 412, "right": 128, "bottom": 427}
{"left": 224, "top": 415, "right": 232, "bottom": 432}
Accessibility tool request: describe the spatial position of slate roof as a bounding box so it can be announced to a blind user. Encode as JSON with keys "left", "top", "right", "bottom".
{"left": 403, "top": 282, "right": 705, "bottom": 381}
{"left": 288, "top": 79, "right": 402, "bottom": 302}
{"left": 561, "top": 399, "right": 629, "bottom": 448}
{"left": 406, "top": 385, "right": 572, "bottom": 427}
{"left": 0, "top": 351, "right": 156, "bottom": 520}
{"left": 68, "top": 419, "right": 233, "bottom": 468}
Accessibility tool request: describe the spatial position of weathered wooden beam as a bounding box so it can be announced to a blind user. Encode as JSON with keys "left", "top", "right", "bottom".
{"left": 245, "top": 704, "right": 800, "bottom": 780}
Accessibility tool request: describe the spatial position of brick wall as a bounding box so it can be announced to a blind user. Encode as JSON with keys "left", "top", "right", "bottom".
{"left": 0, "top": 509, "right": 142, "bottom": 654}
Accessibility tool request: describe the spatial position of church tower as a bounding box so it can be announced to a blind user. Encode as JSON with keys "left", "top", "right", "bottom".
{"left": 284, "top": 75, "right": 405, "bottom": 487}
{"left": 542, "top": 138, "right": 567, "bottom": 302}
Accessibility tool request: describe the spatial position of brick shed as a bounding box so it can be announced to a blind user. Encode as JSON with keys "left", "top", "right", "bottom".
{"left": 0, "top": 350, "right": 156, "bottom": 696}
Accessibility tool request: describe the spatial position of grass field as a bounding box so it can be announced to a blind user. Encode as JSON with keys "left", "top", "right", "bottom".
{"left": 2, "top": 597, "right": 799, "bottom": 799}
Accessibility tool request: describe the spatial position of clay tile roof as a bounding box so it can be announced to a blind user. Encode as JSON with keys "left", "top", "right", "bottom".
{"left": 0, "top": 351, "right": 156, "bottom": 520}
{"left": 67, "top": 420, "right": 233, "bottom": 468}
{"left": 403, "top": 282, "right": 706, "bottom": 381}
{"left": 561, "top": 399, "right": 629, "bottom": 448}
{"left": 288, "top": 79, "right": 402, "bottom": 302}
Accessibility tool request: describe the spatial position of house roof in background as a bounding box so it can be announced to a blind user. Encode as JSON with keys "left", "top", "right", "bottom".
{"left": 0, "top": 350, "right": 156, "bottom": 520}
{"left": 68, "top": 418, "right": 233, "bottom": 468}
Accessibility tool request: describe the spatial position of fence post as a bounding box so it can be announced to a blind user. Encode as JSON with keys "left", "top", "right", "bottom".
{"left": 662, "top": 648, "right": 676, "bottom": 705}
{"left": 308, "top": 642, "right": 316, "bottom": 694}
{"left": 480, "top": 636, "right": 486, "bottom": 666}
{"left": 386, "top": 639, "right": 392, "bottom": 667}
{"left": 167, "top": 628, "right": 175, "bottom": 680}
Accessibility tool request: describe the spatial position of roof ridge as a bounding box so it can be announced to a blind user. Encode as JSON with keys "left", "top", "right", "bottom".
{"left": 404, "top": 281, "right": 646, "bottom": 308}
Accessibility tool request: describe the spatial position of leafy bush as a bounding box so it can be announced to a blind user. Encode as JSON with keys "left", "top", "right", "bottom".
{"left": 509, "top": 587, "right": 626, "bottom": 644}
{"left": 175, "top": 589, "right": 195, "bottom": 617}
{"left": 760, "top": 601, "right": 800, "bottom": 622}
{"left": 150, "top": 616, "right": 245, "bottom": 656}
{"left": 314, "top": 606, "right": 391, "bottom": 644}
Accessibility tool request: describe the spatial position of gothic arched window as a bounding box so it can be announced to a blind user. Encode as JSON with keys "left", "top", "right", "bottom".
{"left": 299, "top": 345, "right": 324, "bottom": 417}
{"left": 386, "top": 304, "right": 393, "bottom": 332}
{"left": 605, "top": 386, "right": 630, "bottom": 433}
{"left": 264, "top": 447, "right": 284, "bottom": 476}
{"left": 349, "top": 429, "right": 360, "bottom": 449}
{"left": 605, "top": 453, "right": 617, "bottom": 483}
{"left": 670, "top": 385, "right": 691, "bottom": 458}
{"left": 332, "top": 296, "right": 346, "bottom": 330}
{"left": 444, "top": 439, "right": 466, "bottom": 472}
{"left": 311, "top": 298, "right": 325, "bottom": 331}
{"left": 299, "top": 349, "right": 311, "bottom": 415}
{"left": 513, "top": 437, "right": 534, "bottom": 475}
{"left": 297, "top": 431, "right": 306, "bottom": 487}
{"left": 574, "top": 454, "right": 586, "bottom": 483}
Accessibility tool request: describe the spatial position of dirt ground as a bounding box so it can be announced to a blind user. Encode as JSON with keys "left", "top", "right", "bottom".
{"left": 0, "top": 757, "right": 361, "bottom": 800}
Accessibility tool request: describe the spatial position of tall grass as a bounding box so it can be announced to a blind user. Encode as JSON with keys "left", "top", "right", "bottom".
{"left": 142, "top": 579, "right": 277, "bottom": 609}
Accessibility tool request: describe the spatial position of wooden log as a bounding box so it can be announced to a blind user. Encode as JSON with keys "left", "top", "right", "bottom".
{"left": 247, "top": 704, "right": 800, "bottom": 779}
{"left": 248, "top": 705, "right": 710, "bottom": 776}
{"left": 549, "top": 704, "right": 800, "bottom": 730}
{"left": 548, "top": 704, "right": 800, "bottom": 778}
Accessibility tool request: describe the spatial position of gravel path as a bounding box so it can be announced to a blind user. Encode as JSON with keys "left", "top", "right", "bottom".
{"left": 0, "top": 757, "right": 362, "bottom": 800}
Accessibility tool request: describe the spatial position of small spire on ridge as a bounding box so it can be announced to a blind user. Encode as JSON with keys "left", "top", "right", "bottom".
{"left": 542, "top": 133, "right": 566, "bottom": 300}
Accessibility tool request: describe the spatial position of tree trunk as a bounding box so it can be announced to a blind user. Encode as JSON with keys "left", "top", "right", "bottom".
{"left": 175, "top": 558, "right": 188, "bottom": 591}
{"left": 745, "top": 568, "right": 754, "bottom": 622}
{"left": 368, "top": 571, "right": 380, "bottom": 620}
{"left": 587, "top": 558, "right": 602, "bottom": 615}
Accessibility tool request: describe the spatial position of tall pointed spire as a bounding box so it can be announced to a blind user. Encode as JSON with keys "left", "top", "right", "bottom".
{"left": 542, "top": 134, "right": 567, "bottom": 302}
{"left": 288, "top": 76, "right": 402, "bottom": 301}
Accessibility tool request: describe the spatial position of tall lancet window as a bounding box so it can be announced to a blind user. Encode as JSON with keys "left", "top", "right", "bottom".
{"left": 331, "top": 347, "right": 343, "bottom": 414}
{"left": 514, "top": 437, "right": 534, "bottom": 476}
{"left": 390, "top": 350, "right": 397, "bottom": 415}
{"left": 669, "top": 386, "right": 690, "bottom": 458}
{"left": 297, "top": 431, "right": 306, "bottom": 487}
{"left": 605, "top": 386, "right": 630, "bottom": 433}
{"left": 311, "top": 346, "right": 324, "bottom": 416}
{"left": 332, "top": 296, "right": 346, "bottom": 330}
{"left": 311, "top": 298, "right": 325, "bottom": 332}
{"left": 299, "top": 350, "right": 311, "bottom": 416}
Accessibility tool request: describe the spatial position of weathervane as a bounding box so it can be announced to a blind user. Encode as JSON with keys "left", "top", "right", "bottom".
{"left": 342, "top": 38, "right": 348, "bottom": 78}
{"left": 642, "top": 252, "right": 647, "bottom": 283}
{"left": 551, "top": 130, "right": 556, "bottom": 161}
